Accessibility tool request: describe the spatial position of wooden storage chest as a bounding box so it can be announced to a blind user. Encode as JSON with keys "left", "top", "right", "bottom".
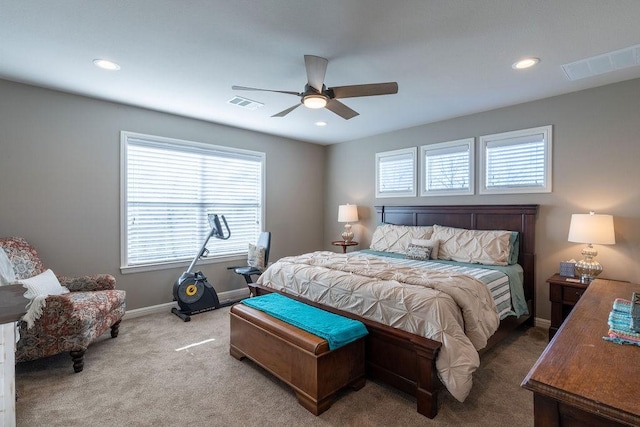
{"left": 229, "top": 303, "right": 366, "bottom": 415}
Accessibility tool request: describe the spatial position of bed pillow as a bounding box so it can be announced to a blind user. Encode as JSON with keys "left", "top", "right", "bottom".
{"left": 406, "top": 243, "right": 432, "bottom": 261}
{"left": 431, "top": 224, "right": 512, "bottom": 266}
{"left": 369, "top": 224, "right": 433, "bottom": 254}
{"left": 410, "top": 238, "right": 439, "bottom": 260}
{"left": 247, "top": 244, "right": 266, "bottom": 270}
{"left": 19, "top": 269, "right": 69, "bottom": 299}
{"left": 508, "top": 232, "right": 520, "bottom": 265}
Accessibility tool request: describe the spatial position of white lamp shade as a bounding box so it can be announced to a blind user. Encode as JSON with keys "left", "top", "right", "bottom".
{"left": 338, "top": 204, "right": 358, "bottom": 223}
{"left": 568, "top": 213, "right": 615, "bottom": 245}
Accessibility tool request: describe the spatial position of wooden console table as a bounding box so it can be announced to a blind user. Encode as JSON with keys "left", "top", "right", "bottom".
{"left": 522, "top": 278, "right": 640, "bottom": 426}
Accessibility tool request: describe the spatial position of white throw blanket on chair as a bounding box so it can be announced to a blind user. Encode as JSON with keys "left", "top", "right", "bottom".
{"left": 0, "top": 247, "right": 15, "bottom": 285}
{"left": 0, "top": 248, "right": 69, "bottom": 329}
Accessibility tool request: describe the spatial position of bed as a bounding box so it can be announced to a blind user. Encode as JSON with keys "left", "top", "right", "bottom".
{"left": 251, "top": 204, "right": 538, "bottom": 418}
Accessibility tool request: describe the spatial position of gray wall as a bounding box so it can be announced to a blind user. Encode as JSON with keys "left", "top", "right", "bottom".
{"left": 324, "top": 78, "right": 640, "bottom": 321}
{"left": 0, "top": 79, "right": 325, "bottom": 310}
{"left": 3, "top": 77, "right": 639, "bottom": 321}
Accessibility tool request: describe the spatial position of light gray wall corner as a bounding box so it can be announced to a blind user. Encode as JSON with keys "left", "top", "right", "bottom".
{"left": 324, "top": 78, "right": 640, "bottom": 321}
{"left": 0, "top": 79, "right": 325, "bottom": 310}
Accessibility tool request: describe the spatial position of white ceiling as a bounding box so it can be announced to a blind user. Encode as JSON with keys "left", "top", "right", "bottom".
{"left": 2, "top": 1, "right": 640, "bottom": 145}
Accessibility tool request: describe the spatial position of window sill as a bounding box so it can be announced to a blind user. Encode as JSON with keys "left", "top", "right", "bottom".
{"left": 120, "top": 253, "right": 246, "bottom": 274}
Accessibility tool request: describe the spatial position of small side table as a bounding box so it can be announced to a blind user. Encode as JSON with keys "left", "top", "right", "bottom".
{"left": 331, "top": 240, "right": 358, "bottom": 253}
{"left": 547, "top": 273, "right": 588, "bottom": 341}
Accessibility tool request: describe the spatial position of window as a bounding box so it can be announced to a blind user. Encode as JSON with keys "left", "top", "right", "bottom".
{"left": 375, "top": 147, "right": 417, "bottom": 198}
{"left": 121, "top": 131, "right": 264, "bottom": 272}
{"left": 420, "top": 138, "right": 474, "bottom": 196}
{"left": 479, "top": 125, "right": 552, "bottom": 194}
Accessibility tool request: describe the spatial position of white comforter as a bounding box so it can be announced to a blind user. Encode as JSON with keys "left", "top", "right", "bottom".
{"left": 256, "top": 251, "right": 500, "bottom": 402}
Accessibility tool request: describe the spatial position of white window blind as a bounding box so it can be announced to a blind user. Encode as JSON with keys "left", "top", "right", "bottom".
{"left": 121, "top": 132, "right": 264, "bottom": 271}
{"left": 420, "top": 138, "right": 474, "bottom": 196}
{"left": 479, "top": 125, "right": 552, "bottom": 194}
{"left": 375, "top": 147, "right": 417, "bottom": 198}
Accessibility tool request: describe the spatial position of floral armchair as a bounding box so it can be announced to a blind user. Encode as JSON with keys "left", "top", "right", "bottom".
{"left": 0, "top": 237, "right": 126, "bottom": 372}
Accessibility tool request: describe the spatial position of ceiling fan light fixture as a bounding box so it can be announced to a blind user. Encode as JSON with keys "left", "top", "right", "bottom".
{"left": 232, "top": 55, "right": 397, "bottom": 119}
{"left": 303, "top": 94, "right": 327, "bottom": 109}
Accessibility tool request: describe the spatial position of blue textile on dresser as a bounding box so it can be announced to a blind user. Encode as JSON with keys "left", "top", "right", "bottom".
{"left": 241, "top": 293, "right": 368, "bottom": 350}
{"left": 603, "top": 298, "right": 640, "bottom": 346}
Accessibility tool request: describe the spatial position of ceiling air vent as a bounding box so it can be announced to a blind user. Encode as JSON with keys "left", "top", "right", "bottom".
{"left": 227, "top": 96, "right": 264, "bottom": 110}
{"left": 562, "top": 44, "right": 640, "bottom": 81}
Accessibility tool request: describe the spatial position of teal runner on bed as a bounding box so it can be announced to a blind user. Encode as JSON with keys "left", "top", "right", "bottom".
{"left": 241, "top": 293, "right": 368, "bottom": 350}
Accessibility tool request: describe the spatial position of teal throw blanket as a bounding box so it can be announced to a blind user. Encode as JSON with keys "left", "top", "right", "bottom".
{"left": 603, "top": 297, "right": 640, "bottom": 346}
{"left": 241, "top": 293, "right": 368, "bottom": 350}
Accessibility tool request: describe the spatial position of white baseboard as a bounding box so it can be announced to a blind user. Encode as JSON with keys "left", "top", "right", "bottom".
{"left": 123, "top": 288, "right": 250, "bottom": 320}
{"left": 534, "top": 317, "right": 550, "bottom": 330}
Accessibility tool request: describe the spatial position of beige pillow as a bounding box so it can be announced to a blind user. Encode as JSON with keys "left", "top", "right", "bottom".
{"left": 247, "top": 244, "right": 266, "bottom": 270}
{"left": 410, "top": 238, "right": 439, "bottom": 260}
{"left": 370, "top": 224, "right": 433, "bottom": 254}
{"left": 431, "top": 224, "right": 511, "bottom": 266}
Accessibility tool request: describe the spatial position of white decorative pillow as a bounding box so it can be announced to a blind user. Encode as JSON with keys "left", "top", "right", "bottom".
{"left": 406, "top": 243, "right": 432, "bottom": 261}
{"left": 247, "top": 244, "right": 266, "bottom": 270}
{"left": 20, "top": 269, "right": 69, "bottom": 299}
{"left": 410, "top": 238, "right": 440, "bottom": 260}
{"left": 431, "top": 224, "right": 511, "bottom": 266}
{"left": 370, "top": 224, "right": 434, "bottom": 254}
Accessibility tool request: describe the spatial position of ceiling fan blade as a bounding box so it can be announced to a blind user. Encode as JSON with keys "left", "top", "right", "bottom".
{"left": 330, "top": 82, "right": 398, "bottom": 99}
{"left": 271, "top": 103, "right": 302, "bottom": 118}
{"left": 232, "top": 85, "right": 300, "bottom": 96}
{"left": 304, "top": 55, "right": 328, "bottom": 92}
{"left": 325, "top": 99, "right": 359, "bottom": 120}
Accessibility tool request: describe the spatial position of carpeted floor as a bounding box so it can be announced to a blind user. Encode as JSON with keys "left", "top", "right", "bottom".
{"left": 15, "top": 307, "right": 547, "bottom": 426}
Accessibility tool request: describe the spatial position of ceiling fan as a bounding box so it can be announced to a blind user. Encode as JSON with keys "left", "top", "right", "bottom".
{"left": 232, "top": 55, "right": 398, "bottom": 120}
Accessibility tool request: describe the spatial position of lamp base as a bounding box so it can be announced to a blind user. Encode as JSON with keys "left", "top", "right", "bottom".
{"left": 341, "top": 223, "right": 354, "bottom": 242}
{"left": 575, "top": 244, "right": 603, "bottom": 284}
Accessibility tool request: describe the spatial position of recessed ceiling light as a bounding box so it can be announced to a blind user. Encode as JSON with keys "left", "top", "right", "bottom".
{"left": 512, "top": 57, "right": 540, "bottom": 70}
{"left": 315, "top": 121, "right": 327, "bottom": 127}
{"left": 93, "top": 59, "right": 121, "bottom": 70}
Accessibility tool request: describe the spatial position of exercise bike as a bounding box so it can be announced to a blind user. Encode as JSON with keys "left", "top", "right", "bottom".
{"left": 171, "top": 213, "right": 236, "bottom": 322}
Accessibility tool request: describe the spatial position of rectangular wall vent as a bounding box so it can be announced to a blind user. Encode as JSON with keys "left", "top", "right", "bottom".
{"left": 562, "top": 44, "right": 640, "bottom": 81}
{"left": 227, "top": 96, "right": 264, "bottom": 110}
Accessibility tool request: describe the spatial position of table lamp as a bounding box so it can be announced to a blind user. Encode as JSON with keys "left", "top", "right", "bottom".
{"left": 338, "top": 204, "right": 358, "bottom": 242}
{"left": 567, "top": 211, "right": 615, "bottom": 284}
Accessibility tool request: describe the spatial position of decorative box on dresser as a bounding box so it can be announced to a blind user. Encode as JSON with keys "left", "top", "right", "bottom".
{"left": 522, "top": 278, "right": 640, "bottom": 427}
{"left": 547, "top": 273, "right": 589, "bottom": 340}
{"left": 0, "top": 284, "right": 28, "bottom": 427}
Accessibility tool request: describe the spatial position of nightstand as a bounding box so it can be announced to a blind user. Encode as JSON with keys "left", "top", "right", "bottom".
{"left": 331, "top": 240, "right": 358, "bottom": 253}
{"left": 547, "top": 273, "right": 589, "bottom": 341}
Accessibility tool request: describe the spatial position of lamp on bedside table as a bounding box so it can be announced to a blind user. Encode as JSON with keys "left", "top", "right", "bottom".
{"left": 568, "top": 211, "right": 616, "bottom": 284}
{"left": 338, "top": 204, "right": 358, "bottom": 242}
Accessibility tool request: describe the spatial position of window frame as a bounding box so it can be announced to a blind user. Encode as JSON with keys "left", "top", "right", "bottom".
{"left": 479, "top": 125, "right": 552, "bottom": 194}
{"left": 419, "top": 138, "right": 475, "bottom": 197}
{"left": 375, "top": 147, "right": 417, "bottom": 198}
{"left": 120, "top": 131, "right": 266, "bottom": 274}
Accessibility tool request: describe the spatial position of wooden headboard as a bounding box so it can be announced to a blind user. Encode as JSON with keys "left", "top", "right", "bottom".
{"left": 376, "top": 204, "right": 539, "bottom": 319}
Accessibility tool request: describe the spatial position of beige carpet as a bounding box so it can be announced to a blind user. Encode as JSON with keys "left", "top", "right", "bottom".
{"left": 15, "top": 307, "right": 547, "bottom": 426}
